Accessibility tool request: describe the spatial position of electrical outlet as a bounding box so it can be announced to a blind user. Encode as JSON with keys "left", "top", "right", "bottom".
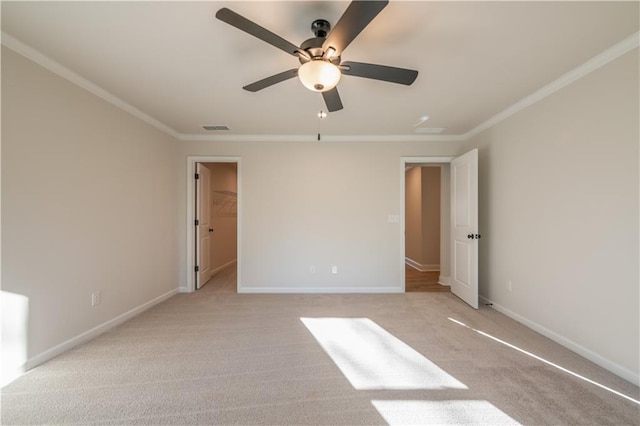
{"left": 91, "top": 291, "right": 101, "bottom": 306}
{"left": 332, "top": 265, "right": 338, "bottom": 274}
{"left": 507, "top": 280, "right": 512, "bottom": 292}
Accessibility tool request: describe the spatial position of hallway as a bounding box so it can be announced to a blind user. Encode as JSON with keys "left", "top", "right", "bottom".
{"left": 405, "top": 265, "right": 450, "bottom": 293}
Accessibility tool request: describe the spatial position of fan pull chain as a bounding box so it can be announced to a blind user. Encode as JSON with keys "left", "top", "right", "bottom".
{"left": 317, "top": 109, "right": 327, "bottom": 141}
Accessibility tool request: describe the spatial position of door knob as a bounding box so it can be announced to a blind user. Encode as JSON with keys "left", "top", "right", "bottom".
{"left": 209, "top": 228, "right": 214, "bottom": 233}
{"left": 467, "top": 234, "right": 474, "bottom": 239}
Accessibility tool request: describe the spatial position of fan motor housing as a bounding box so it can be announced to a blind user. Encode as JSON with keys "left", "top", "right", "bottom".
{"left": 299, "top": 36, "right": 341, "bottom": 65}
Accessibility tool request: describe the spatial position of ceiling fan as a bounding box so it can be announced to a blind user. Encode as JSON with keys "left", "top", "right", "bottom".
{"left": 215, "top": 0, "right": 418, "bottom": 113}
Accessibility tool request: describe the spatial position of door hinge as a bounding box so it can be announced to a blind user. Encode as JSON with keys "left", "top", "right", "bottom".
{"left": 194, "top": 173, "right": 200, "bottom": 180}
{"left": 195, "top": 265, "right": 199, "bottom": 272}
{"left": 195, "top": 219, "right": 199, "bottom": 226}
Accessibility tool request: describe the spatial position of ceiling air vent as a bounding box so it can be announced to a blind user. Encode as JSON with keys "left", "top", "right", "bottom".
{"left": 203, "top": 125, "right": 230, "bottom": 131}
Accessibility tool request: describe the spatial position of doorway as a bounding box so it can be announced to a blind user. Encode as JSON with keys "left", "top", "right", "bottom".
{"left": 186, "top": 156, "right": 241, "bottom": 293}
{"left": 196, "top": 162, "right": 238, "bottom": 291}
{"left": 401, "top": 151, "right": 479, "bottom": 308}
{"left": 404, "top": 163, "right": 450, "bottom": 293}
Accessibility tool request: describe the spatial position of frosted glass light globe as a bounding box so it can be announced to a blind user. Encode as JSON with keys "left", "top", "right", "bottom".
{"left": 298, "top": 60, "right": 341, "bottom": 92}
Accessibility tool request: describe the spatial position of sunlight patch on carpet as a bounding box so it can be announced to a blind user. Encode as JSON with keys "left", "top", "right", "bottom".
{"left": 448, "top": 317, "right": 640, "bottom": 406}
{"left": 371, "top": 400, "right": 520, "bottom": 425}
{"left": 301, "top": 317, "right": 467, "bottom": 390}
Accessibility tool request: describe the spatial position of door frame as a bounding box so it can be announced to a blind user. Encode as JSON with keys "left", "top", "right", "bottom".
{"left": 195, "top": 163, "right": 212, "bottom": 289}
{"left": 400, "top": 156, "right": 454, "bottom": 292}
{"left": 186, "top": 156, "right": 241, "bottom": 293}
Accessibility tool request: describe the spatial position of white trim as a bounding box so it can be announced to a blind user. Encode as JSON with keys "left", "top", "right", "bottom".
{"left": 479, "top": 296, "right": 640, "bottom": 386}
{"left": 438, "top": 275, "right": 451, "bottom": 286}
{"left": 405, "top": 258, "right": 422, "bottom": 271}
{"left": 186, "top": 156, "right": 241, "bottom": 293}
{"left": 178, "top": 134, "right": 466, "bottom": 143}
{"left": 3, "top": 30, "right": 636, "bottom": 144}
{"left": 464, "top": 31, "right": 640, "bottom": 140}
{"left": 25, "top": 288, "right": 178, "bottom": 372}
{"left": 239, "top": 286, "right": 403, "bottom": 294}
{"left": 209, "top": 259, "right": 237, "bottom": 277}
{"left": 401, "top": 157, "right": 455, "bottom": 164}
{"left": 0, "top": 32, "right": 181, "bottom": 140}
{"left": 405, "top": 257, "right": 440, "bottom": 272}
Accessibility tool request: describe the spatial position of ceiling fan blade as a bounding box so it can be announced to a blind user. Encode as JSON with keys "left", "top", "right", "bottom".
{"left": 322, "top": 0, "right": 388, "bottom": 56}
{"left": 243, "top": 69, "right": 299, "bottom": 92}
{"left": 216, "top": 8, "right": 300, "bottom": 57}
{"left": 322, "top": 88, "right": 343, "bottom": 112}
{"left": 341, "top": 61, "right": 418, "bottom": 85}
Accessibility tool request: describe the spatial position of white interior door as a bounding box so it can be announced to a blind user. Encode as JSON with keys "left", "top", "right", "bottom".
{"left": 450, "top": 149, "right": 479, "bottom": 308}
{"left": 196, "top": 163, "right": 213, "bottom": 289}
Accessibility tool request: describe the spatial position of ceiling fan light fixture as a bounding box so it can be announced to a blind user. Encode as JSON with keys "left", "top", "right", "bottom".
{"left": 298, "top": 59, "right": 341, "bottom": 92}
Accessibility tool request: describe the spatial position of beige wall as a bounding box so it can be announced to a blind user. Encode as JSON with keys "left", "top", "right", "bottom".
{"left": 204, "top": 163, "right": 237, "bottom": 274}
{"left": 405, "top": 167, "right": 441, "bottom": 270}
{"left": 1, "top": 48, "right": 181, "bottom": 381}
{"left": 405, "top": 167, "right": 422, "bottom": 263}
{"left": 439, "top": 165, "right": 451, "bottom": 281}
{"left": 461, "top": 49, "right": 639, "bottom": 382}
{"left": 179, "top": 141, "right": 464, "bottom": 292}
{"left": 421, "top": 167, "right": 441, "bottom": 267}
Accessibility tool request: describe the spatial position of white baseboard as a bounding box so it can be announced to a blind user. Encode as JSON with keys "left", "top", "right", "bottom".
{"left": 405, "top": 258, "right": 440, "bottom": 272}
{"left": 211, "top": 259, "right": 237, "bottom": 276}
{"left": 239, "top": 286, "right": 403, "bottom": 294}
{"left": 479, "top": 296, "right": 639, "bottom": 386}
{"left": 25, "top": 288, "right": 179, "bottom": 373}
{"left": 438, "top": 275, "right": 450, "bottom": 286}
{"left": 187, "top": 260, "right": 238, "bottom": 293}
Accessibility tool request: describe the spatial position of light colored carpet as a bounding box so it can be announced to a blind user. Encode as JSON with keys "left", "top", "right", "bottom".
{"left": 2, "top": 266, "right": 639, "bottom": 425}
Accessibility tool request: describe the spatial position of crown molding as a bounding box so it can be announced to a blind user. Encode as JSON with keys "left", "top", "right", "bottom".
{"left": 1, "top": 32, "right": 182, "bottom": 140}
{"left": 3, "top": 29, "right": 638, "bottom": 144}
{"left": 178, "top": 133, "right": 467, "bottom": 143}
{"left": 463, "top": 30, "right": 640, "bottom": 140}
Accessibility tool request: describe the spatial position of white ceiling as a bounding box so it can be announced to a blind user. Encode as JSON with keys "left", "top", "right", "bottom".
{"left": 2, "top": 1, "right": 638, "bottom": 140}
